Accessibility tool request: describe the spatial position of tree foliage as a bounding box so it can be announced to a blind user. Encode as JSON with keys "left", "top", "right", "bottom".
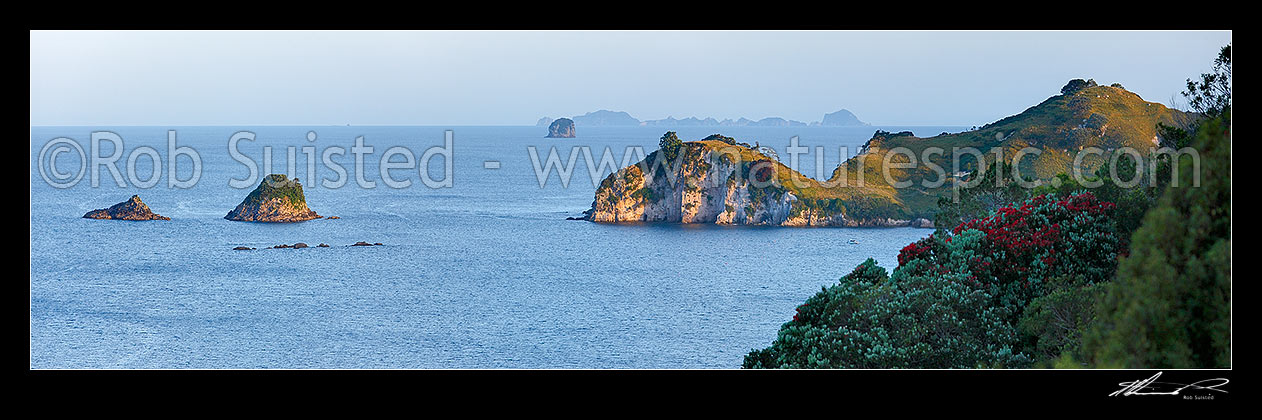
{"left": 747, "top": 192, "right": 1120, "bottom": 368}
{"left": 743, "top": 258, "right": 1027, "bottom": 369}
{"left": 935, "top": 160, "right": 1030, "bottom": 228}
{"left": 1185, "top": 45, "right": 1231, "bottom": 118}
{"left": 702, "top": 133, "right": 736, "bottom": 145}
{"left": 1060, "top": 78, "right": 1098, "bottom": 95}
{"left": 659, "top": 131, "right": 683, "bottom": 162}
{"left": 1156, "top": 44, "right": 1230, "bottom": 148}
{"left": 1083, "top": 113, "right": 1231, "bottom": 368}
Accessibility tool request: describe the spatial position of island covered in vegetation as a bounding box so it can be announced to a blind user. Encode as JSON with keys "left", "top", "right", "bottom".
{"left": 225, "top": 174, "right": 323, "bottom": 222}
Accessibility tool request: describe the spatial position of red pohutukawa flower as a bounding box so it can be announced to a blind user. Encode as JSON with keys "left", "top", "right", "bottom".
{"left": 897, "top": 192, "right": 1121, "bottom": 308}
{"left": 897, "top": 235, "right": 935, "bottom": 266}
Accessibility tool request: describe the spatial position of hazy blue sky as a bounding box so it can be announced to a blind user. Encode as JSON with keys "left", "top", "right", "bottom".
{"left": 30, "top": 30, "right": 1230, "bottom": 126}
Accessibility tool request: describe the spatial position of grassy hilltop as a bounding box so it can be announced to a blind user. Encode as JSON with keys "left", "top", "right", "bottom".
{"left": 828, "top": 81, "right": 1194, "bottom": 218}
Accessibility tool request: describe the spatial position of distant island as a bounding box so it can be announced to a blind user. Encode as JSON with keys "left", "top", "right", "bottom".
{"left": 546, "top": 118, "right": 576, "bottom": 138}
{"left": 572, "top": 110, "right": 641, "bottom": 126}
{"left": 225, "top": 174, "right": 323, "bottom": 222}
{"left": 83, "top": 195, "right": 169, "bottom": 221}
{"left": 537, "top": 109, "right": 869, "bottom": 127}
{"left": 821, "top": 109, "right": 866, "bottom": 126}
{"left": 577, "top": 80, "right": 1191, "bottom": 226}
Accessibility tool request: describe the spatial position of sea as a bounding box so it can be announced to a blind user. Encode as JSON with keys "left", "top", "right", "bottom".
{"left": 29, "top": 124, "right": 964, "bottom": 368}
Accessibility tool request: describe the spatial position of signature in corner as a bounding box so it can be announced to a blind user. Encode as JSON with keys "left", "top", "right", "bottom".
{"left": 1110, "top": 371, "right": 1229, "bottom": 397}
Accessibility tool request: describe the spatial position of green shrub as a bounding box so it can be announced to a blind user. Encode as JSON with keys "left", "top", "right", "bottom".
{"left": 1083, "top": 113, "right": 1231, "bottom": 368}
{"left": 702, "top": 134, "right": 736, "bottom": 145}
{"left": 743, "top": 258, "right": 1029, "bottom": 369}
{"left": 659, "top": 131, "right": 683, "bottom": 162}
{"left": 1018, "top": 282, "right": 1104, "bottom": 364}
{"left": 747, "top": 191, "right": 1121, "bottom": 368}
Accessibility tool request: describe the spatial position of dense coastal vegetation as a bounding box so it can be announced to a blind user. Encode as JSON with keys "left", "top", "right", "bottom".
{"left": 744, "top": 45, "right": 1230, "bottom": 369}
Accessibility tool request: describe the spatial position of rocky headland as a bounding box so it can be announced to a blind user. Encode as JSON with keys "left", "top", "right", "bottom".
{"left": 580, "top": 81, "right": 1191, "bottom": 228}
{"left": 582, "top": 136, "right": 929, "bottom": 227}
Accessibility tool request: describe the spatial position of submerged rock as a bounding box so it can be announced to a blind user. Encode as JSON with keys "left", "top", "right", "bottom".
{"left": 267, "top": 242, "right": 319, "bottom": 249}
{"left": 232, "top": 246, "right": 255, "bottom": 250}
{"left": 546, "top": 118, "right": 576, "bottom": 138}
{"left": 83, "top": 195, "right": 170, "bottom": 221}
{"left": 566, "top": 209, "right": 593, "bottom": 221}
{"left": 225, "top": 174, "right": 322, "bottom": 222}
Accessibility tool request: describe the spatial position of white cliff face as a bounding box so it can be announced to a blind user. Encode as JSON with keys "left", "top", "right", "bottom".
{"left": 585, "top": 144, "right": 933, "bottom": 228}
{"left": 589, "top": 146, "right": 737, "bottom": 223}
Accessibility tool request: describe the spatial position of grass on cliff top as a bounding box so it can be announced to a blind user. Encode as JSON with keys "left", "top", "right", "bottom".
{"left": 827, "top": 85, "right": 1193, "bottom": 216}
{"left": 243, "top": 174, "right": 308, "bottom": 207}
{"left": 681, "top": 140, "right": 909, "bottom": 218}
{"left": 851, "top": 85, "right": 1191, "bottom": 178}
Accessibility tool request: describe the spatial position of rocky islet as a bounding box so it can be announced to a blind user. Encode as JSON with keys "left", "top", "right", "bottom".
{"left": 82, "top": 195, "right": 170, "bottom": 221}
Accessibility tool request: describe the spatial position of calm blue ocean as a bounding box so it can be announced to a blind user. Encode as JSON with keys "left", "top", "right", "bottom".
{"left": 29, "top": 125, "right": 962, "bottom": 368}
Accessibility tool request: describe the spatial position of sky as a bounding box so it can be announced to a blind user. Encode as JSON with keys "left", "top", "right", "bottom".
{"left": 30, "top": 30, "right": 1231, "bottom": 126}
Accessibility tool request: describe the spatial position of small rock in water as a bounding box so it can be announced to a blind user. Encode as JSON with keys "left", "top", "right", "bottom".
{"left": 293, "top": 242, "right": 309, "bottom": 249}
{"left": 273, "top": 244, "right": 293, "bottom": 249}
{"left": 546, "top": 118, "right": 576, "bottom": 138}
{"left": 351, "top": 241, "right": 373, "bottom": 246}
{"left": 232, "top": 246, "right": 254, "bottom": 251}
{"left": 326, "top": 216, "right": 341, "bottom": 220}
{"left": 317, "top": 243, "right": 330, "bottom": 248}
{"left": 373, "top": 243, "right": 383, "bottom": 246}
